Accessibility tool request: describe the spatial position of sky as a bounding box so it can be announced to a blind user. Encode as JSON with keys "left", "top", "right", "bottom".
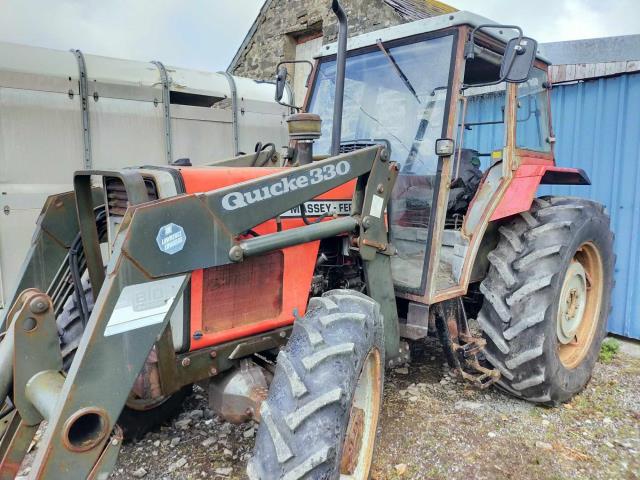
{"left": 0, "top": 0, "right": 638, "bottom": 73}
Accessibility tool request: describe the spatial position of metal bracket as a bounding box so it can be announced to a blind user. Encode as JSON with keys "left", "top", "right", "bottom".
{"left": 0, "top": 409, "right": 13, "bottom": 441}
{"left": 12, "top": 292, "right": 62, "bottom": 426}
{"left": 220, "top": 71, "right": 239, "bottom": 155}
{"left": 434, "top": 299, "right": 500, "bottom": 389}
{"left": 152, "top": 61, "right": 173, "bottom": 164}
{"left": 0, "top": 290, "right": 63, "bottom": 477}
{"left": 87, "top": 426, "right": 123, "bottom": 480}
{"left": 71, "top": 49, "right": 93, "bottom": 170}
{"left": 356, "top": 148, "right": 402, "bottom": 362}
{"left": 0, "top": 412, "right": 38, "bottom": 480}
{"left": 400, "top": 302, "right": 431, "bottom": 340}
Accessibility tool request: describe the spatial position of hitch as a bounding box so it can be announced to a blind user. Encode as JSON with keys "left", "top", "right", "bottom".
{"left": 434, "top": 299, "right": 500, "bottom": 390}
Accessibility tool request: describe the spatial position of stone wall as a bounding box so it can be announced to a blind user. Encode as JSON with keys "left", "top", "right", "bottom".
{"left": 231, "top": 0, "right": 406, "bottom": 82}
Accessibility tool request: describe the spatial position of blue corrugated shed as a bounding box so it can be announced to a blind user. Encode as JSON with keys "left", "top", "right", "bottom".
{"left": 539, "top": 72, "right": 640, "bottom": 339}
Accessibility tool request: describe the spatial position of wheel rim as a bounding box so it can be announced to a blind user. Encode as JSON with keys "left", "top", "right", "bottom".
{"left": 339, "top": 348, "right": 382, "bottom": 479}
{"left": 557, "top": 242, "right": 604, "bottom": 369}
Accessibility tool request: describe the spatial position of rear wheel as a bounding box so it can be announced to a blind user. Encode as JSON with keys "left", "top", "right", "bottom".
{"left": 248, "top": 290, "right": 384, "bottom": 480}
{"left": 56, "top": 277, "right": 189, "bottom": 440}
{"left": 477, "top": 196, "right": 614, "bottom": 404}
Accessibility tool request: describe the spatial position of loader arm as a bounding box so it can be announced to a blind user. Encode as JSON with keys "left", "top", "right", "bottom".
{"left": 0, "top": 145, "right": 399, "bottom": 479}
{"left": 0, "top": 190, "right": 103, "bottom": 334}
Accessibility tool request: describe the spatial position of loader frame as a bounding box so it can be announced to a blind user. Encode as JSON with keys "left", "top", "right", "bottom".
{"left": 0, "top": 146, "right": 399, "bottom": 478}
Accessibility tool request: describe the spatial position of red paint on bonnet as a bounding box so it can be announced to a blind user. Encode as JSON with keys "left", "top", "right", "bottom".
{"left": 178, "top": 166, "right": 355, "bottom": 350}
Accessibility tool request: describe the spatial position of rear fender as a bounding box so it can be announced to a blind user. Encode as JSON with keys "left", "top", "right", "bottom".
{"left": 490, "top": 165, "right": 590, "bottom": 221}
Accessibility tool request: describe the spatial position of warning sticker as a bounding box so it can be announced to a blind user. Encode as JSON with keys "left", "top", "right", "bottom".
{"left": 156, "top": 223, "right": 186, "bottom": 255}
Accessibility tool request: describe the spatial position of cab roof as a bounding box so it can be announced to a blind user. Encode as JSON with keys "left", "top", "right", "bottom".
{"left": 320, "top": 11, "right": 550, "bottom": 64}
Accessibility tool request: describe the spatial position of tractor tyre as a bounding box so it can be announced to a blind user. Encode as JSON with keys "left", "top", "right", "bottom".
{"left": 56, "top": 277, "right": 190, "bottom": 440}
{"left": 248, "top": 290, "right": 385, "bottom": 480}
{"left": 477, "top": 196, "right": 614, "bottom": 405}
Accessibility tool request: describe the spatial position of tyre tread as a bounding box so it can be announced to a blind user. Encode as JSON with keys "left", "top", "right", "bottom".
{"left": 249, "top": 290, "right": 384, "bottom": 479}
{"left": 477, "top": 196, "right": 613, "bottom": 404}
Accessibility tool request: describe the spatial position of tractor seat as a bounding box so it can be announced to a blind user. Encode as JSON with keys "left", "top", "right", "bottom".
{"left": 390, "top": 149, "right": 482, "bottom": 228}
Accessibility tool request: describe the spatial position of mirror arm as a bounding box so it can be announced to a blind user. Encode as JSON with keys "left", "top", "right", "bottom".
{"left": 465, "top": 24, "right": 523, "bottom": 60}
{"left": 462, "top": 24, "right": 524, "bottom": 90}
{"left": 274, "top": 60, "right": 315, "bottom": 111}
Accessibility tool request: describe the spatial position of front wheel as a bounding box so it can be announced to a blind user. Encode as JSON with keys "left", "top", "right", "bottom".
{"left": 248, "top": 290, "right": 385, "bottom": 480}
{"left": 478, "top": 196, "right": 614, "bottom": 405}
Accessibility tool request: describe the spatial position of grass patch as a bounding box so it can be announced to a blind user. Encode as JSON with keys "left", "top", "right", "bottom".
{"left": 599, "top": 338, "right": 620, "bottom": 363}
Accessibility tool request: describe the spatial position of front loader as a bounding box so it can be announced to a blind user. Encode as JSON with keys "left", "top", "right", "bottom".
{"left": 0, "top": 2, "right": 614, "bottom": 479}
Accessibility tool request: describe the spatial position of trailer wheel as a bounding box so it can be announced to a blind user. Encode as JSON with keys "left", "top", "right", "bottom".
{"left": 56, "top": 278, "right": 189, "bottom": 440}
{"left": 248, "top": 290, "right": 384, "bottom": 480}
{"left": 477, "top": 196, "right": 614, "bottom": 405}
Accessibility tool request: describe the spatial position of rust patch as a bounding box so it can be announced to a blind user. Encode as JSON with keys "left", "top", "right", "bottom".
{"left": 201, "top": 251, "right": 283, "bottom": 333}
{"left": 340, "top": 406, "right": 365, "bottom": 475}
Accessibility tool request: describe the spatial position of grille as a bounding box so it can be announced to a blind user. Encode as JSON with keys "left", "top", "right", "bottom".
{"left": 339, "top": 139, "right": 391, "bottom": 155}
{"left": 105, "top": 177, "right": 158, "bottom": 217}
{"left": 201, "top": 251, "right": 284, "bottom": 333}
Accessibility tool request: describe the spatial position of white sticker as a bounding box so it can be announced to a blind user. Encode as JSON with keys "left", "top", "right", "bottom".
{"left": 104, "top": 276, "right": 186, "bottom": 337}
{"left": 280, "top": 200, "right": 352, "bottom": 217}
{"left": 156, "top": 223, "right": 186, "bottom": 255}
{"left": 369, "top": 195, "right": 385, "bottom": 219}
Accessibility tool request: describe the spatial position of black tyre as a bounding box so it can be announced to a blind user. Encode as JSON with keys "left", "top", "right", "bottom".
{"left": 478, "top": 196, "right": 614, "bottom": 405}
{"left": 248, "top": 290, "right": 385, "bottom": 480}
{"left": 56, "top": 276, "right": 189, "bottom": 440}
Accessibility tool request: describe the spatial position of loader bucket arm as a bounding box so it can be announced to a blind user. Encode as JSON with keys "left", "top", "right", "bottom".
{"left": 1, "top": 145, "right": 399, "bottom": 478}
{"left": 0, "top": 190, "right": 102, "bottom": 334}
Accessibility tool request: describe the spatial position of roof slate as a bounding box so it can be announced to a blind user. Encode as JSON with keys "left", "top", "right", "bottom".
{"left": 383, "top": 0, "right": 457, "bottom": 21}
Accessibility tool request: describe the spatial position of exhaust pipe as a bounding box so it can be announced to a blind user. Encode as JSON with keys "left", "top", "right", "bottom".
{"left": 330, "top": 0, "right": 348, "bottom": 157}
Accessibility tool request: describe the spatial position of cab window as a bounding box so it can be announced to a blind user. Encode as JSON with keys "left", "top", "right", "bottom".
{"left": 516, "top": 68, "right": 551, "bottom": 152}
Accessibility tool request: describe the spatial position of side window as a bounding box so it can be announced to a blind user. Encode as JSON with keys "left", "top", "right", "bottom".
{"left": 516, "top": 68, "right": 552, "bottom": 152}
{"left": 458, "top": 82, "right": 507, "bottom": 171}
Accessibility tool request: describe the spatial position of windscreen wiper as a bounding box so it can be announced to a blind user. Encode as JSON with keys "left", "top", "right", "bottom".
{"left": 376, "top": 39, "right": 421, "bottom": 103}
{"left": 403, "top": 86, "right": 448, "bottom": 173}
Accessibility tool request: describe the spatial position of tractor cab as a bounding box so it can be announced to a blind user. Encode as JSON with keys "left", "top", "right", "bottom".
{"left": 284, "top": 12, "right": 553, "bottom": 304}
{"left": 295, "top": 12, "right": 552, "bottom": 304}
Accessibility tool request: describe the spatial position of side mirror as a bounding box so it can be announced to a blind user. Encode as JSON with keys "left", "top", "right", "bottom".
{"left": 273, "top": 60, "right": 314, "bottom": 110}
{"left": 275, "top": 66, "right": 288, "bottom": 102}
{"left": 462, "top": 25, "right": 539, "bottom": 89}
{"left": 501, "top": 36, "right": 538, "bottom": 83}
{"left": 435, "top": 138, "right": 455, "bottom": 157}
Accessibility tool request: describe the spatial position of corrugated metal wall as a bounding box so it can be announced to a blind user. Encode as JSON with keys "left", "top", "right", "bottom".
{"left": 540, "top": 72, "right": 640, "bottom": 339}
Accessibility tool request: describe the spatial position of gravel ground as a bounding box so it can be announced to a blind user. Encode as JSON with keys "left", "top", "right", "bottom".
{"left": 103, "top": 337, "right": 640, "bottom": 480}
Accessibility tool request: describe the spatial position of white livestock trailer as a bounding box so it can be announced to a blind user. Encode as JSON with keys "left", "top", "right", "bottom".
{"left": 0, "top": 41, "right": 291, "bottom": 309}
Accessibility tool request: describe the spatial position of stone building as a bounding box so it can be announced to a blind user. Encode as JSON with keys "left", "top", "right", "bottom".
{"left": 227, "top": 0, "right": 456, "bottom": 103}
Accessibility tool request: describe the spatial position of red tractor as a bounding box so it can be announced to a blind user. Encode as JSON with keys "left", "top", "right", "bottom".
{"left": 0, "top": 2, "right": 613, "bottom": 479}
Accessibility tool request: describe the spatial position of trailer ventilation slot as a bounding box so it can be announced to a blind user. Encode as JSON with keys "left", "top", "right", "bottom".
{"left": 169, "top": 91, "right": 224, "bottom": 108}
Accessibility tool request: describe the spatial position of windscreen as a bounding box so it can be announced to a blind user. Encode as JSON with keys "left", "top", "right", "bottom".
{"left": 308, "top": 34, "right": 454, "bottom": 291}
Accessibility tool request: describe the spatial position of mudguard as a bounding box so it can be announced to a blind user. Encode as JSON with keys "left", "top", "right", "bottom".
{"left": 491, "top": 165, "right": 590, "bottom": 221}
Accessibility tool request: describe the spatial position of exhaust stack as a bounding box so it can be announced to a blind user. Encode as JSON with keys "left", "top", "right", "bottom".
{"left": 330, "top": 0, "right": 348, "bottom": 157}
